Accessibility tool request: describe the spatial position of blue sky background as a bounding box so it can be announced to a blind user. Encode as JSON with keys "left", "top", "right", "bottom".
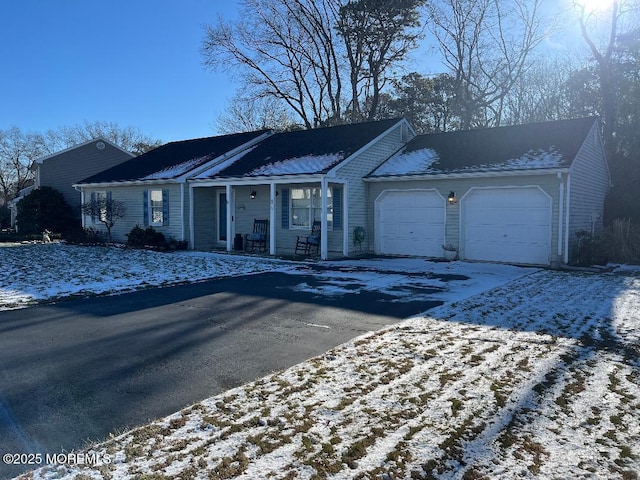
{"left": 1, "top": 1, "right": 586, "bottom": 144}
{"left": 0, "top": 0, "right": 240, "bottom": 142}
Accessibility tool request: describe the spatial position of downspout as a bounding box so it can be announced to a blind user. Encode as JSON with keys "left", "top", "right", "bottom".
{"left": 563, "top": 173, "right": 572, "bottom": 264}
{"left": 226, "top": 184, "right": 233, "bottom": 252}
{"left": 320, "top": 177, "right": 328, "bottom": 260}
{"left": 269, "top": 183, "right": 276, "bottom": 255}
{"left": 557, "top": 172, "right": 564, "bottom": 260}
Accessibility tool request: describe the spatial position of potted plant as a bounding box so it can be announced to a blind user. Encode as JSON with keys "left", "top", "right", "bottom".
{"left": 442, "top": 244, "right": 458, "bottom": 261}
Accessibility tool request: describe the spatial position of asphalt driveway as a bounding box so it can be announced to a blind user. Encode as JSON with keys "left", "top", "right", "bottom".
{"left": 0, "top": 267, "right": 455, "bottom": 479}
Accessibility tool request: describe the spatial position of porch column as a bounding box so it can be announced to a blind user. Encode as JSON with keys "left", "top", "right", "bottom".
{"left": 226, "top": 184, "right": 233, "bottom": 252}
{"left": 269, "top": 183, "right": 276, "bottom": 255}
{"left": 188, "top": 185, "right": 194, "bottom": 249}
{"left": 320, "top": 177, "right": 328, "bottom": 260}
{"left": 341, "top": 181, "right": 349, "bottom": 257}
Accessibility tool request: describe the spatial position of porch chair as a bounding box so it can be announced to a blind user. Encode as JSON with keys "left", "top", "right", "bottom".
{"left": 295, "top": 220, "right": 321, "bottom": 256}
{"left": 244, "top": 219, "right": 269, "bottom": 252}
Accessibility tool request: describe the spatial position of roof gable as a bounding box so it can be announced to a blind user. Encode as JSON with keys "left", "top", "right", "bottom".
{"left": 195, "top": 118, "right": 403, "bottom": 179}
{"left": 78, "top": 130, "right": 270, "bottom": 184}
{"left": 34, "top": 137, "right": 134, "bottom": 166}
{"left": 369, "top": 117, "right": 598, "bottom": 177}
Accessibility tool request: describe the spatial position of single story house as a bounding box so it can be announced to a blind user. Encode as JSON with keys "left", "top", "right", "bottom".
{"left": 9, "top": 137, "right": 134, "bottom": 229}
{"left": 75, "top": 116, "right": 609, "bottom": 266}
{"left": 75, "top": 118, "right": 413, "bottom": 258}
{"left": 366, "top": 116, "right": 610, "bottom": 266}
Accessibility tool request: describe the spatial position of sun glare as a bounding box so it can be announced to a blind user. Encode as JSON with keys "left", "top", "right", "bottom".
{"left": 576, "top": 0, "right": 613, "bottom": 14}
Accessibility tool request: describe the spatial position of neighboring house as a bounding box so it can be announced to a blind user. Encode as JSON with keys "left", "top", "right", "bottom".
{"left": 8, "top": 137, "right": 134, "bottom": 229}
{"left": 366, "top": 117, "right": 610, "bottom": 266}
{"left": 75, "top": 116, "right": 609, "bottom": 266}
{"left": 75, "top": 118, "right": 413, "bottom": 258}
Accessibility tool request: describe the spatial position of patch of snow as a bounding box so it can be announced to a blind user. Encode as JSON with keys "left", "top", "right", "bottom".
{"left": 247, "top": 153, "right": 344, "bottom": 176}
{"left": 194, "top": 146, "right": 258, "bottom": 178}
{"left": 141, "top": 156, "right": 212, "bottom": 180}
{"left": 468, "top": 147, "right": 565, "bottom": 172}
{"left": 371, "top": 148, "right": 439, "bottom": 176}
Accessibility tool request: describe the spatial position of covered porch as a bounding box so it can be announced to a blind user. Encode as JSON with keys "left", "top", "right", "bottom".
{"left": 189, "top": 177, "right": 347, "bottom": 260}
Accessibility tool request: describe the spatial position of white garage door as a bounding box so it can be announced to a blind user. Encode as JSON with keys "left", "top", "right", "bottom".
{"left": 376, "top": 190, "right": 445, "bottom": 257}
{"left": 462, "top": 187, "right": 551, "bottom": 265}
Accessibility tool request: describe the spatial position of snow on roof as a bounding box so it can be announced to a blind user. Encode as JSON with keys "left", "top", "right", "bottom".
{"left": 141, "top": 156, "right": 214, "bottom": 180}
{"left": 371, "top": 147, "right": 565, "bottom": 177}
{"left": 473, "top": 147, "right": 565, "bottom": 171}
{"left": 246, "top": 153, "right": 344, "bottom": 176}
{"left": 194, "top": 146, "right": 258, "bottom": 179}
{"left": 372, "top": 148, "right": 439, "bottom": 176}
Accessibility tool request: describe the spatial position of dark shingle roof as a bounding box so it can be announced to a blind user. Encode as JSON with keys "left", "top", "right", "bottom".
{"left": 196, "top": 118, "right": 403, "bottom": 179}
{"left": 78, "top": 130, "right": 269, "bottom": 184}
{"left": 369, "top": 117, "right": 598, "bottom": 177}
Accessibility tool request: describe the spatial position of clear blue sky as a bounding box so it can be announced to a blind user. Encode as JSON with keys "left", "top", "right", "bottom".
{"left": 0, "top": 1, "right": 586, "bottom": 144}
{"left": 0, "top": 0, "right": 240, "bottom": 142}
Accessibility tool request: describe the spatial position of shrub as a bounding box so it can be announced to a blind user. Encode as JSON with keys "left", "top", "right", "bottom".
{"left": 63, "top": 227, "right": 105, "bottom": 245}
{"left": 15, "top": 186, "right": 80, "bottom": 235}
{"left": 126, "top": 225, "right": 166, "bottom": 249}
{"left": 572, "top": 219, "right": 640, "bottom": 266}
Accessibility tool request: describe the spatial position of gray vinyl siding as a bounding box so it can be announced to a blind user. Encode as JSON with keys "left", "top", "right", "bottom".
{"left": 567, "top": 124, "right": 610, "bottom": 259}
{"left": 332, "top": 122, "right": 409, "bottom": 255}
{"left": 82, "top": 183, "right": 186, "bottom": 244}
{"left": 38, "top": 140, "right": 133, "bottom": 210}
{"left": 368, "top": 174, "right": 562, "bottom": 262}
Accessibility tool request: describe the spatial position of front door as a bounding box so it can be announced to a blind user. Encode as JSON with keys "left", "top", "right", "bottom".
{"left": 218, "top": 192, "right": 227, "bottom": 242}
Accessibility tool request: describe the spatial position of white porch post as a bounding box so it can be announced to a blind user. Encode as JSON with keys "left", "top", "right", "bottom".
{"left": 226, "top": 184, "right": 233, "bottom": 252}
{"left": 269, "top": 183, "right": 276, "bottom": 255}
{"left": 341, "top": 181, "right": 349, "bottom": 257}
{"left": 189, "top": 185, "right": 194, "bottom": 249}
{"left": 320, "top": 177, "right": 328, "bottom": 260}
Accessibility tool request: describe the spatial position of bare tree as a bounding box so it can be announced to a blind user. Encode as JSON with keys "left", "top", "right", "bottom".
{"left": 81, "top": 194, "right": 126, "bottom": 243}
{"left": 428, "top": 0, "right": 549, "bottom": 129}
{"left": 0, "top": 127, "right": 48, "bottom": 204}
{"left": 203, "top": 0, "right": 343, "bottom": 129}
{"left": 336, "top": 0, "right": 425, "bottom": 122}
{"left": 45, "top": 120, "right": 161, "bottom": 155}
{"left": 215, "top": 94, "right": 298, "bottom": 133}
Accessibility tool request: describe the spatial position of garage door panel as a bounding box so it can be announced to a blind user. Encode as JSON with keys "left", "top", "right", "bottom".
{"left": 462, "top": 187, "right": 551, "bottom": 265}
{"left": 377, "top": 191, "right": 445, "bottom": 257}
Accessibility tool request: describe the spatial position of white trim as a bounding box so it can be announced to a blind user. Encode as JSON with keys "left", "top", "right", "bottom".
{"left": 74, "top": 179, "right": 180, "bottom": 189}
{"left": 326, "top": 119, "right": 408, "bottom": 178}
{"left": 269, "top": 183, "right": 277, "bottom": 255}
{"left": 459, "top": 185, "right": 553, "bottom": 265}
{"left": 226, "top": 185, "right": 233, "bottom": 252}
{"left": 180, "top": 183, "right": 185, "bottom": 242}
{"left": 321, "top": 177, "right": 328, "bottom": 260}
{"left": 373, "top": 188, "right": 446, "bottom": 256}
{"left": 365, "top": 168, "right": 570, "bottom": 182}
{"left": 148, "top": 189, "right": 164, "bottom": 227}
{"left": 189, "top": 185, "right": 194, "bottom": 249}
{"left": 189, "top": 174, "right": 326, "bottom": 187}
{"left": 564, "top": 173, "right": 572, "bottom": 264}
{"left": 175, "top": 131, "right": 273, "bottom": 182}
{"left": 558, "top": 172, "right": 565, "bottom": 258}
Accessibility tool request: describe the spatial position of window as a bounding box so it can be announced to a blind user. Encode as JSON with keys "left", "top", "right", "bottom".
{"left": 290, "top": 187, "right": 332, "bottom": 229}
{"left": 149, "top": 189, "right": 164, "bottom": 226}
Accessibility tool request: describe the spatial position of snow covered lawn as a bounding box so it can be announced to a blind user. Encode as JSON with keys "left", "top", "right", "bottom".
{"left": 0, "top": 243, "right": 287, "bottom": 310}
{"left": 20, "top": 264, "right": 640, "bottom": 479}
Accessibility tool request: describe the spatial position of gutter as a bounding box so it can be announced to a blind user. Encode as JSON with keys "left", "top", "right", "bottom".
{"left": 364, "top": 168, "right": 570, "bottom": 182}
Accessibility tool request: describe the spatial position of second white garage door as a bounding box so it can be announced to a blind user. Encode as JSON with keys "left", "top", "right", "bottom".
{"left": 462, "top": 187, "right": 552, "bottom": 265}
{"left": 376, "top": 190, "right": 445, "bottom": 257}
